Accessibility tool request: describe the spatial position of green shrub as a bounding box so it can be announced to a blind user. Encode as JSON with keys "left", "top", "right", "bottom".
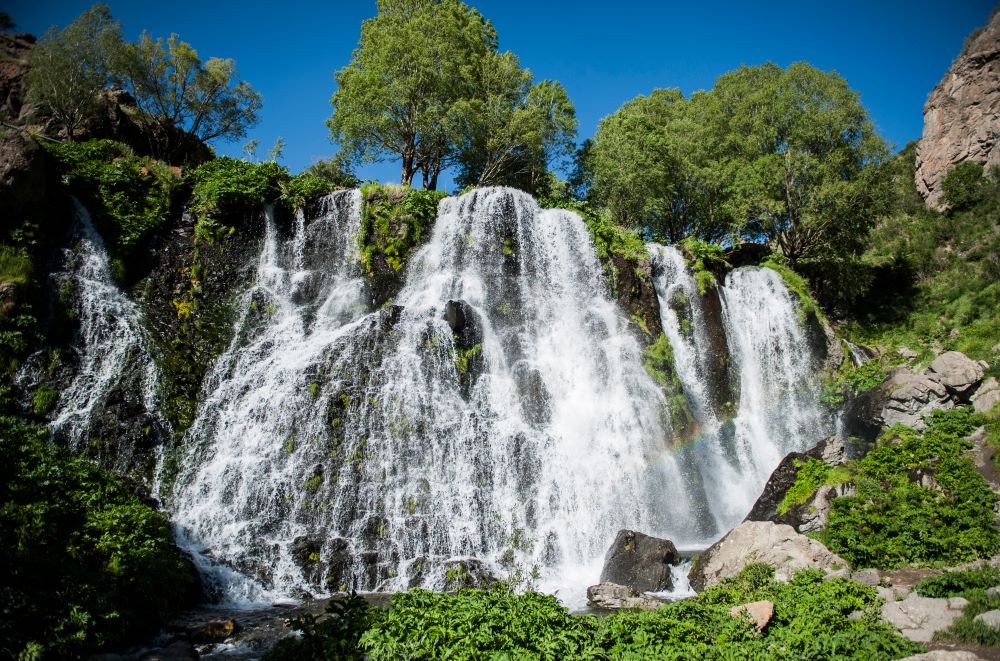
{"left": 916, "top": 566, "right": 1000, "bottom": 598}
{"left": 31, "top": 384, "right": 58, "bottom": 415}
{"left": 0, "top": 415, "right": 199, "bottom": 657}
{"left": 819, "top": 407, "right": 999, "bottom": 569}
{"left": 358, "top": 183, "right": 446, "bottom": 274}
{"left": 680, "top": 236, "right": 727, "bottom": 294}
{"left": 941, "top": 160, "right": 986, "bottom": 211}
{"left": 188, "top": 156, "right": 286, "bottom": 217}
{"left": 45, "top": 139, "right": 176, "bottom": 274}
{"left": 281, "top": 172, "right": 336, "bottom": 211}
{"left": 778, "top": 457, "right": 848, "bottom": 515}
{"left": 0, "top": 245, "right": 32, "bottom": 286}
{"left": 820, "top": 357, "right": 889, "bottom": 408}
{"left": 933, "top": 592, "right": 1000, "bottom": 647}
{"left": 264, "top": 592, "right": 383, "bottom": 661}
{"left": 577, "top": 202, "right": 647, "bottom": 264}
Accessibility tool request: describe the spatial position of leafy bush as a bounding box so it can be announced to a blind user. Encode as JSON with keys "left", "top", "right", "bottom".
{"left": 264, "top": 592, "right": 383, "bottom": 661}
{"left": 0, "top": 415, "right": 199, "bottom": 658}
{"left": 281, "top": 172, "right": 336, "bottom": 211}
{"left": 916, "top": 566, "right": 1000, "bottom": 598}
{"left": 777, "top": 457, "right": 853, "bottom": 515}
{"left": 0, "top": 245, "right": 32, "bottom": 286}
{"left": 941, "top": 160, "right": 986, "bottom": 211}
{"left": 188, "top": 156, "right": 286, "bottom": 217}
{"left": 358, "top": 183, "right": 446, "bottom": 274}
{"left": 680, "top": 236, "right": 727, "bottom": 294}
{"left": 45, "top": 139, "right": 176, "bottom": 274}
{"left": 821, "top": 357, "right": 889, "bottom": 408}
{"left": 576, "top": 202, "right": 648, "bottom": 264}
{"left": 819, "top": 407, "right": 999, "bottom": 569}
{"left": 322, "top": 564, "right": 921, "bottom": 660}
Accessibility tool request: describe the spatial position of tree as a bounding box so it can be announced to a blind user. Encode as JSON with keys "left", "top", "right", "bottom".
{"left": 716, "top": 63, "right": 891, "bottom": 264}
{"left": 453, "top": 52, "right": 577, "bottom": 193}
{"left": 113, "top": 33, "right": 262, "bottom": 162}
{"left": 329, "top": 0, "right": 496, "bottom": 189}
{"left": 589, "top": 88, "right": 736, "bottom": 243}
{"left": 941, "top": 160, "right": 987, "bottom": 211}
{"left": 25, "top": 4, "right": 122, "bottom": 139}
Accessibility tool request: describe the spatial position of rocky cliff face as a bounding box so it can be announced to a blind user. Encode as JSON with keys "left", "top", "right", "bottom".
{"left": 916, "top": 10, "right": 1000, "bottom": 209}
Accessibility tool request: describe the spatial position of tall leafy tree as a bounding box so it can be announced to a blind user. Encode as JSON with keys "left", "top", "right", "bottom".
{"left": 453, "top": 52, "right": 577, "bottom": 193}
{"left": 715, "top": 62, "right": 891, "bottom": 264}
{"left": 25, "top": 4, "right": 122, "bottom": 139}
{"left": 329, "top": 0, "right": 497, "bottom": 189}
{"left": 114, "top": 33, "right": 262, "bottom": 162}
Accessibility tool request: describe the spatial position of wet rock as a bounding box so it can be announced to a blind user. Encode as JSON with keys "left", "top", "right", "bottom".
{"left": 881, "top": 592, "right": 968, "bottom": 642}
{"left": 606, "top": 253, "right": 663, "bottom": 343}
{"left": 443, "top": 557, "right": 498, "bottom": 590}
{"left": 191, "top": 618, "right": 239, "bottom": 643}
{"left": 974, "top": 609, "right": 1000, "bottom": 628}
{"left": 513, "top": 364, "right": 551, "bottom": 425}
{"left": 325, "top": 538, "right": 354, "bottom": 591}
{"left": 599, "top": 529, "right": 679, "bottom": 593}
{"left": 586, "top": 582, "right": 662, "bottom": 610}
{"left": 138, "top": 640, "right": 200, "bottom": 661}
{"left": 445, "top": 300, "right": 486, "bottom": 397}
{"left": 290, "top": 535, "right": 324, "bottom": 587}
{"left": 688, "top": 521, "right": 849, "bottom": 592}
{"left": 927, "top": 351, "right": 985, "bottom": 397}
{"left": 729, "top": 600, "right": 774, "bottom": 631}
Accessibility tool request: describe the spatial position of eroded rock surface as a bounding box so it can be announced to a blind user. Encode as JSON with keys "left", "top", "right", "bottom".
{"left": 586, "top": 582, "right": 662, "bottom": 610}
{"left": 881, "top": 591, "right": 969, "bottom": 642}
{"left": 599, "top": 529, "right": 679, "bottom": 593}
{"left": 916, "top": 10, "right": 1000, "bottom": 209}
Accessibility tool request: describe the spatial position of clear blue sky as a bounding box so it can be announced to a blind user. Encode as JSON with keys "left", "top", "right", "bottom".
{"left": 9, "top": 1, "right": 996, "bottom": 190}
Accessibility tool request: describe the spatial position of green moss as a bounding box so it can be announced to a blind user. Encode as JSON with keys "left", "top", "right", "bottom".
{"left": 679, "top": 237, "right": 727, "bottom": 295}
{"left": 31, "top": 384, "right": 59, "bottom": 416}
{"left": 358, "top": 183, "right": 446, "bottom": 275}
{"left": 454, "top": 343, "right": 482, "bottom": 380}
{"left": 0, "top": 245, "right": 32, "bottom": 285}
{"left": 304, "top": 473, "right": 323, "bottom": 490}
{"left": 643, "top": 333, "right": 694, "bottom": 436}
{"left": 777, "top": 458, "right": 853, "bottom": 515}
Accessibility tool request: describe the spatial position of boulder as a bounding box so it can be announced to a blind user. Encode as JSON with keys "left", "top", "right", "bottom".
{"left": 599, "top": 529, "right": 679, "bottom": 593}
{"left": 137, "top": 640, "right": 200, "bottom": 661}
{"left": 586, "top": 582, "right": 662, "bottom": 610}
{"left": 688, "top": 521, "right": 849, "bottom": 592}
{"left": 915, "top": 10, "right": 1000, "bottom": 209}
{"left": 973, "top": 608, "right": 1000, "bottom": 628}
{"left": 191, "top": 618, "right": 239, "bottom": 643}
{"left": 729, "top": 600, "right": 774, "bottom": 631}
{"left": 987, "top": 586, "right": 1000, "bottom": 598}
{"left": 744, "top": 436, "right": 848, "bottom": 532}
{"left": 927, "top": 351, "right": 985, "bottom": 397}
{"left": 443, "top": 557, "right": 498, "bottom": 591}
{"left": 972, "top": 377, "right": 1000, "bottom": 414}
{"left": 900, "top": 652, "right": 985, "bottom": 661}
{"left": 879, "top": 368, "right": 951, "bottom": 429}
{"left": 881, "top": 592, "right": 968, "bottom": 642}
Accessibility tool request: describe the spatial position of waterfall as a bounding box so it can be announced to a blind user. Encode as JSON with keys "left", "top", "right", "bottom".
{"left": 649, "top": 244, "right": 830, "bottom": 532}
{"left": 44, "top": 200, "right": 166, "bottom": 473}
{"left": 170, "top": 187, "right": 705, "bottom": 604}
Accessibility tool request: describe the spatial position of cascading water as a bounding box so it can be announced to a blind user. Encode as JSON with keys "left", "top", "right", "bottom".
{"left": 649, "top": 244, "right": 830, "bottom": 533}
{"left": 42, "top": 200, "right": 166, "bottom": 472}
{"left": 170, "top": 187, "right": 707, "bottom": 605}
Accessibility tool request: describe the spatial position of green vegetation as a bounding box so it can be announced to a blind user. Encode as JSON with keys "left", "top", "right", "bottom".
{"left": 0, "top": 245, "right": 32, "bottom": 286}
{"left": 914, "top": 567, "right": 1000, "bottom": 647}
{"left": 845, "top": 146, "right": 1000, "bottom": 367}
{"left": 777, "top": 457, "right": 852, "bottom": 515}
{"left": 267, "top": 564, "right": 920, "bottom": 660}
{"left": 762, "top": 254, "right": 828, "bottom": 326}
{"left": 915, "top": 566, "right": 1000, "bottom": 598}
{"left": 453, "top": 343, "right": 482, "bottom": 380}
{"left": 0, "top": 415, "right": 198, "bottom": 658}
{"left": 680, "top": 237, "right": 727, "bottom": 294}
{"left": 188, "top": 156, "right": 285, "bottom": 218}
{"left": 820, "top": 357, "right": 889, "bottom": 408}
{"left": 941, "top": 160, "right": 988, "bottom": 211}
{"left": 45, "top": 139, "right": 177, "bottom": 277}
{"left": 819, "top": 407, "right": 998, "bottom": 569}
{"left": 329, "top": 0, "right": 575, "bottom": 192}
{"left": 31, "top": 384, "right": 59, "bottom": 415}
{"left": 359, "top": 183, "right": 446, "bottom": 274}
{"left": 643, "top": 333, "right": 694, "bottom": 436}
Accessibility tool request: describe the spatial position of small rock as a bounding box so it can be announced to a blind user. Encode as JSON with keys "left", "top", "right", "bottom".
{"left": 191, "top": 618, "right": 239, "bottom": 643}
{"left": 881, "top": 592, "right": 968, "bottom": 642}
{"left": 898, "top": 347, "right": 919, "bottom": 360}
{"left": 586, "top": 582, "right": 661, "bottom": 610}
{"left": 899, "top": 652, "right": 985, "bottom": 660}
{"left": 986, "top": 586, "right": 1000, "bottom": 598}
{"left": 599, "top": 529, "right": 679, "bottom": 593}
{"left": 851, "top": 568, "right": 881, "bottom": 586}
{"left": 729, "top": 600, "right": 774, "bottom": 631}
{"left": 973, "top": 608, "right": 1000, "bottom": 629}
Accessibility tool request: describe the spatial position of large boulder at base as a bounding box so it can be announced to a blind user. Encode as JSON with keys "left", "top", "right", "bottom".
{"left": 688, "top": 521, "right": 849, "bottom": 592}
{"left": 599, "top": 529, "right": 679, "bottom": 593}
{"left": 744, "top": 436, "right": 849, "bottom": 533}
{"left": 880, "top": 590, "right": 969, "bottom": 642}
{"left": 586, "top": 582, "right": 662, "bottom": 610}
{"left": 915, "top": 9, "right": 1000, "bottom": 209}
{"left": 927, "top": 351, "right": 985, "bottom": 397}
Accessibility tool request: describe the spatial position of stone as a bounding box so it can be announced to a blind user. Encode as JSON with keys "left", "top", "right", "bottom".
{"left": 744, "top": 436, "right": 849, "bottom": 533}
{"left": 879, "top": 367, "right": 952, "bottom": 429}
{"left": 899, "top": 652, "right": 985, "bottom": 660}
{"left": 688, "top": 521, "right": 849, "bottom": 592}
{"left": 926, "top": 351, "right": 985, "bottom": 397}
{"left": 986, "top": 586, "right": 1000, "bottom": 597}
{"left": 729, "top": 600, "right": 774, "bottom": 631}
{"left": 972, "top": 377, "right": 1000, "bottom": 414}
{"left": 898, "top": 347, "right": 919, "bottom": 360}
{"left": 191, "top": 618, "right": 239, "bottom": 643}
{"left": 443, "top": 557, "right": 498, "bottom": 591}
{"left": 599, "top": 529, "right": 679, "bottom": 593}
{"left": 851, "top": 568, "right": 881, "bottom": 587}
{"left": 973, "top": 608, "right": 1000, "bottom": 628}
{"left": 881, "top": 592, "right": 968, "bottom": 642}
{"left": 586, "top": 582, "right": 662, "bottom": 610}
{"left": 916, "top": 10, "right": 1000, "bottom": 209}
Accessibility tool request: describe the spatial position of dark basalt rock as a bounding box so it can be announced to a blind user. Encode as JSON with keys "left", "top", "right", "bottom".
{"left": 599, "top": 529, "right": 680, "bottom": 593}
{"left": 445, "top": 299, "right": 487, "bottom": 397}
{"left": 607, "top": 253, "right": 663, "bottom": 344}
{"left": 443, "top": 557, "right": 498, "bottom": 591}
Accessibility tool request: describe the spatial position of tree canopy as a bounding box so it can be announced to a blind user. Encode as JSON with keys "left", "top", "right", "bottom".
{"left": 329, "top": 0, "right": 575, "bottom": 191}
{"left": 589, "top": 62, "right": 891, "bottom": 266}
